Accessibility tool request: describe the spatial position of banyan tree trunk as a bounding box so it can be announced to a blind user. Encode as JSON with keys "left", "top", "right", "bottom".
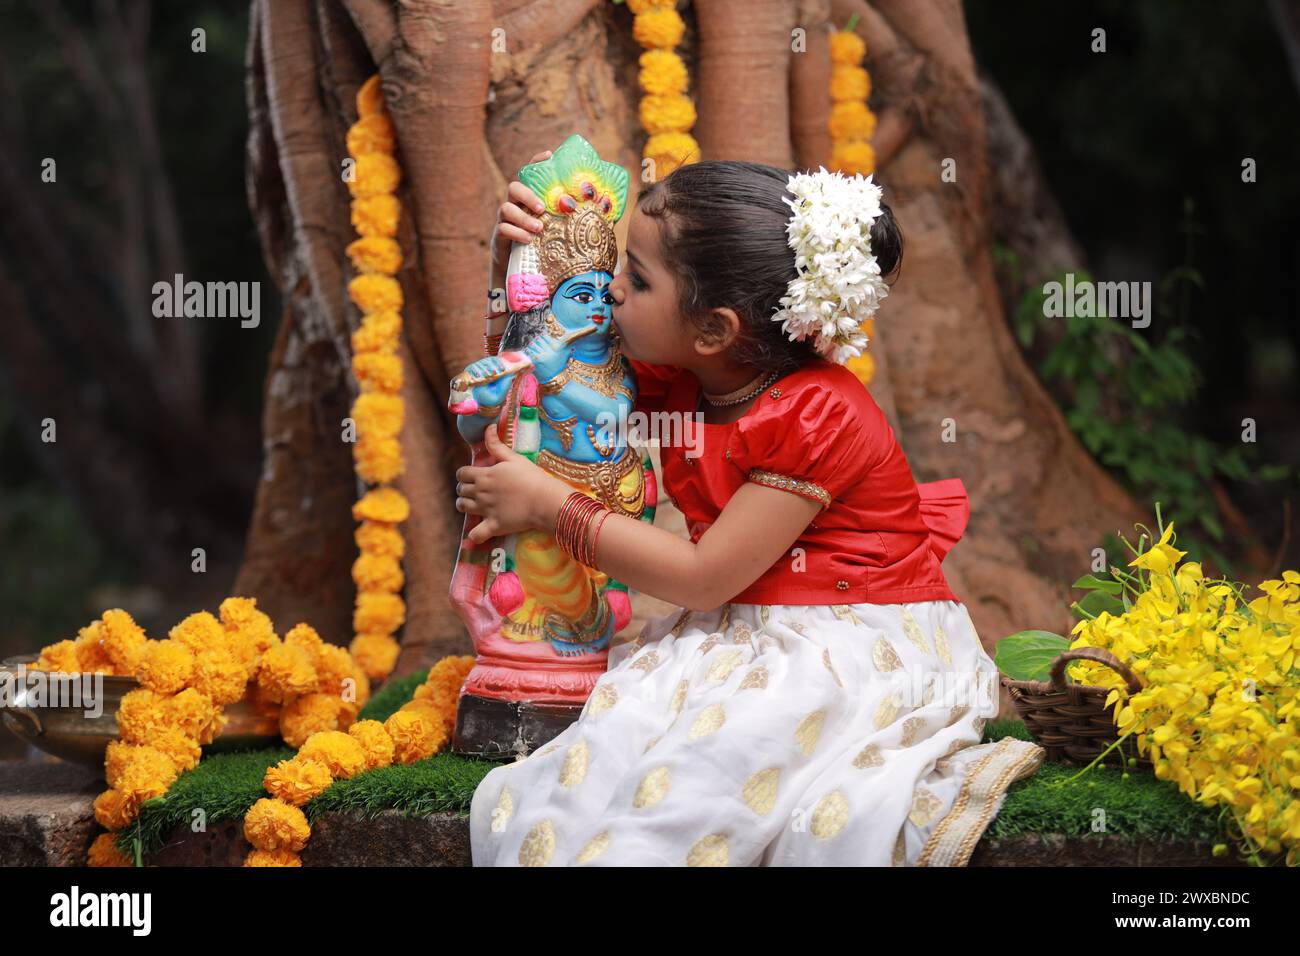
{"left": 240, "top": 0, "right": 1145, "bottom": 685}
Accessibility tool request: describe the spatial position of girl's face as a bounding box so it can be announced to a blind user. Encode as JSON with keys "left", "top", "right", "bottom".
{"left": 609, "top": 206, "right": 692, "bottom": 365}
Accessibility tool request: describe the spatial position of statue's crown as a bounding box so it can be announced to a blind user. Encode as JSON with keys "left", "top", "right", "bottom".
{"left": 507, "top": 135, "right": 630, "bottom": 310}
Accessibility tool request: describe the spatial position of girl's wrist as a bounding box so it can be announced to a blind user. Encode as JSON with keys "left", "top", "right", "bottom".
{"left": 534, "top": 476, "right": 574, "bottom": 530}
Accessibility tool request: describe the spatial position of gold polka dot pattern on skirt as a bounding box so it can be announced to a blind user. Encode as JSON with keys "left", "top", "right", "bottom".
{"left": 822, "top": 648, "right": 843, "bottom": 686}
{"left": 873, "top": 693, "right": 901, "bottom": 730}
{"left": 795, "top": 708, "right": 826, "bottom": 756}
{"left": 738, "top": 665, "right": 768, "bottom": 690}
{"left": 742, "top": 767, "right": 781, "bottom": 815}
{"left": 634, "top": 766, "right": 672, "bottom": 808}
{"left": 933, "top": 623, "right": 952, "bottom": 665}
{"left": 705, "top": 649, "right": 744, "bottom": 683}
{"left": 901, "top": 716, "right": 925, "bottom": 747}
{"left": 559, "top": 740, "right": 589, "bottom": 788}
{"left": 518, "top": 819, "right": 556, "bottom": 866}
{"left": 587, "top": 684, "right": 618, "bottom": 716}
{"left": 852, "top": 743, "right": 884, "bottom": 769}
{"left": 811, "top": 789, "right": 850, "bottom": 840}
{"left": 575, "top": 831, "right": 610, "bottom": 864}
{"left": 892, "top": 831, "right": 906, "bottom": 866}
{"left": 670, "top": 679, "right": 688, "bottom": 715}
{"left": 686, "top": 832, "right": 729, "bottom": 866}
{"left": 908, "top": 786, "right": 943, "bottom": 827}
{"left": 630, "top": 650, "right": 660, "bottom": 673}
{"left": 492, "top": 786, "right": 514, "bottom": 831}
{"left": 901, "top": 608, "right": 932, "bottom": 655}
{"left": 688, "top": 703, "right": 726, "bottom": 741}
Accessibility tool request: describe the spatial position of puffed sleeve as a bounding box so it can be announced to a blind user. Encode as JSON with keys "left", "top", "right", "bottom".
{"left": 627, "top": 358, "right": 682, "bottom": 416}
{"left": 726, "top": 381, "right": 873, "bottom": 510}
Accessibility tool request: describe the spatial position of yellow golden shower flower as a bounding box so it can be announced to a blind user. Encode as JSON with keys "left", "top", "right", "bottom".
{"left": 346, "top": 112, "right": 396, "bottom": 157}
{"left": 244, "top": 798, "right": 312, "bottom": 852}
{"left": 257, "top": 641, "right": 318, "bottom": 703}
{"left": 830, "top": 30, "right": 866, "bottom": 66}
{"left": 347, "top": 719, "right": 395, "bottom": 770}
{"left": 93, "top": 788, "right": 137, "bottom": 830}
{"left": 355, "top": 74, "right": 386, "bottom": 118}
{"left": 829, "top": 100, "right": 877, "bottom": 143}
{"left": 352, "top": 553, "right": 404, "bottom": 594}
{"left": 279, "top": 693, "right": 346, "bottom": 748}
{"left": 99, "top": 609, "right": 149, "bottom": 674}
{"left": 349, "top": 633, "right": 401, "bottom": 682}
{"left": 644, "top": 131, "right": 699, "bottom": 178}
{"left": 351, "top": 194, "right": 401, "bottom": 239}
{"left": 830, "top": 140, "right": 876, "bottom": 176}
{"left": 384, "top": 708, "right": 448, "bottom": 764}
{"left": 136, "top": 639, "right": 195, "bottom": 695}
{"left": 352, "top": 351, "right": 404, "bottom": 393}
{"left": 352, "top": 487, "right": 410, "bottom": 524}
{"left": 34, "top": 640, "right": 80, "bottom": 673}
{"left": 632, "top": 7, "right": 685, "bottom": 49}
{"left": 264, "top": 755, "right": 334, "bottom": 807}
{"left": 347, "top": 274, "right": 404, "bottom": 314}
{"left": 298, "top": 731, "right": 368, "bottom": 779}
{"left": 639, "top": 94, "right": 696, "bottom": 136}
{"left": 350, "top": 310, "right": 402, "bottom": 354}
{"left": 346, "top": 236, "right": 402, "bottom": 277}
{"left": 347, "top": 152, "right": 402, "bottom": 200}
{"left": 830, "top": 65, "right": 871, "bottom": 103}
{"left": 354, "top": 437, "right": 405, "bottom": 484}
{"left": 355, "top": 520, "right": 405, "bottom": 559}
{"left": 638, "top": 48, "right": 688, "bottom": 96}
{"left": 87, "top": 832, "right": 132, "bottom": 867}
{"left": 244, "top": 847, "right": 303, "bottom": 867}
{"left": 353, "top": 592, "right": 405, "bottom": 637}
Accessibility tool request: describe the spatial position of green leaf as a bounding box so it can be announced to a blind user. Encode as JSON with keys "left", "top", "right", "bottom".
{"left": 995, "top": 630, "right": 1071, "bottom": 682}
{"left": 1072, "top": 573, "right": 1123, "bottom": 594}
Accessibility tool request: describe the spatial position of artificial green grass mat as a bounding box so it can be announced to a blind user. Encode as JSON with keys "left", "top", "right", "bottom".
{"left": 118, "top": 701, "right": 1226, "bottom": 858}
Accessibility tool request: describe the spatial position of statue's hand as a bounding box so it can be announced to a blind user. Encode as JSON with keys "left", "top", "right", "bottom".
{"left": 523, "top": 334, "right": 568, "bottom": 381}
{"left": 463, "top": 356, "right": 505, "bottom": 383}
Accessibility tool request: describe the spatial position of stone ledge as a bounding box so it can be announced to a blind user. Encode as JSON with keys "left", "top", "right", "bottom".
{"left": 0, "top": 759, "right": 102, "bottom": 867}
{"left": 969, "top": 833, "right": 1243, "bottom": 867}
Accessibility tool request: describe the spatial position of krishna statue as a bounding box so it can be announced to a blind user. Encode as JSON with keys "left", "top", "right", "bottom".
{"left": 447, "top": 134, "right": 656, "bottom": 757}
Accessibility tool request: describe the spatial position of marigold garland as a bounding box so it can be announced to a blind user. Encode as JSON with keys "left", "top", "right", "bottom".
{"left": 625, "top": 0, "right": 698, "bottom": 178}
{"left": 344, "top": 74, "right": 409, "bottom": 678}
{"left": 828, "top": 15, "right": 882, "bottom": 391}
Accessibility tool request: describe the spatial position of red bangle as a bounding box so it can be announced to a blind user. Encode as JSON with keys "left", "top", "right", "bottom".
{"left": 555, "top": 492, "right": 607, "bottom": 565}
{"left": 587, "top": 508, "right": 614, "bottom": 565}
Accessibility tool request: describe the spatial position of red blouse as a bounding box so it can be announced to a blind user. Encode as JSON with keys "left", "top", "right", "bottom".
{"left": 628, "top": 357, "right": 969, "bottom": 606}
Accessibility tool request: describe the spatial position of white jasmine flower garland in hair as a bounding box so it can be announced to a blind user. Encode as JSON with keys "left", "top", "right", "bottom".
{"left": 770, "top": 166, "right": 890, "bottom": 365}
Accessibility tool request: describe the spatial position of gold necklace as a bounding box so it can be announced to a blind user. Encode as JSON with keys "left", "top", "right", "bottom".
{"left": 701, "top": 368, "right": 778, "bottom": 407}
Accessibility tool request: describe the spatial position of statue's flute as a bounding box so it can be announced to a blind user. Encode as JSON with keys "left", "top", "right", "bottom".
{"left": 449, "top": 321, "right": 597, "bottom": 398}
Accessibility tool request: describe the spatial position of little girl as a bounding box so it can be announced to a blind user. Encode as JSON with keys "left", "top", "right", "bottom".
{"left": 456, "top": 158, "right": 1044, "bottom": 866}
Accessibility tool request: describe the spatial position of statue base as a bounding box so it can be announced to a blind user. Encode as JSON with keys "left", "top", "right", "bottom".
{"left": 451, "top": 693, "right": 583, "bottom": 760}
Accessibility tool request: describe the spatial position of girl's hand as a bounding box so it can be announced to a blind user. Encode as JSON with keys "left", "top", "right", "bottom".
{"left": 456, "top": 423, "right": 571, "bottom": 543}
{"left": 489, "top": 149, "right": 552, "bottom": 293}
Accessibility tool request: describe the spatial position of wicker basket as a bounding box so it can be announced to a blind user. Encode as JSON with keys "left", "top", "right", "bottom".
{"left": 1001, "top": 646, "right": 1152, "bottom": 770}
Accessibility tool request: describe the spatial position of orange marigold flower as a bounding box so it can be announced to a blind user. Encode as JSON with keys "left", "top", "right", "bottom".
{"left": 148, "top": 727, "right": 203, "bottom": 773}
{"left": 352, "top": 392, "right": 404, "bottom": 441}
{"left": 351, "top": 194, "right": 401, "bottom": 239}
{"left": 348, "top": 273, "right": 403, "bottom": 314}
{"left": 352, "top": 553, "right": 404, "bottom": 595}
{"left": 350, "top": 309, "right": 402, "bottom": 354}
{"left": 347, "top": 719, "right": 395, "bottom": 771}
{"left": 353, "top": 592, "right": 405, "bottom": 637}
{"left": 169, "top": 611, "right": 227, "bottom": 655}
{"left": 279, "top": 693, "right": 345, "bottom": 748}
{"left": 257, "top": 642, "right": 318, "bottom": 704}
{"left": 219, "top": 596, "right": 278, "bottom": 655}
{"left": 87, "top": 832, "right": 132, "bottom": 867}
{"left": 354, "top": 436, "right": 405, "bottom": 484}
{"left": 311, "top": 642, "right": 356, "bottom": 697}
{"left": 347, "top": 152, "right": 402, "bottom": 200}
{"left": 244, "top": 847, "right": 303, "bottom": 867}
{"left": 830, "top": 65, "right": 871, "bottom": 103}
{"left": 137, "top": 639, "right": 195, "bottom": 695}
{"left": 264, "top": 755, "right": 333, "bottom": 807}
{"left": 116, "top": 689, "right": 173, "bottom": 745}
{"left": 829, "top": 30, "right": 866, "bottom": 66}
{"left": 190, "top": 647, "right": 249, "bottom": 707}
{"left": 75, "top": 621, "right": 116, "bottom": 674}
{"left": 355, "top": 75, "right": 386, "bottom": 118}
{"left": 639, "top": 94, "right": 696, "bottom": 136}
{"left": 298, "top": 730, "right": 368, "bottom": 779}
{"left": 93, "top": 788, "right": 138, "bottom": 830}
{"left": 99, "top": 609, "right": 149, "bottom": 674}
{"left": 644, "top": 132, "right": 699, "bottom": 179}
{"left": 627, "top": 0, "right": 675, "bottom": 14}
{"left": 244, "top": 798, "right": 311, "bottom": 853}
{"left": 35, "top": 639, "right": 80, "bottom": 673}
{"left": 352, "top": 487, "right": 410, "bottom": 525}
{"left": 355, "top": 520, "right": 405, "bottom": 559}
{"left": 632, "top": 8, "right": 684, "bottom": 49}
{"left": 346, "top": 236, "right": 402, "bottom": 277}
{"left": 638, "top": 48, "right": 688, "bottom": 96}
{"left": 346, "top": 112, "right": 395, "bottom": 157}
{"left": 830, "top": 140, "right": 876, "bottom": 177}
{"left": 829, "top": 100, "right": 877, "bottom": 143}
{"left": 385, "top": 709, "right": 448, "bottom": 764}
{"left": 349, "top": 633, "right": 401, "bottom": 682}
{"left": 352, "top": 351, "right": 404, "bottom": 393}
{"left": 166, "top": 688, "right": 222, "bottom": 744}
{"left": 116, "top": 747, "right": 179, "bottom": 806}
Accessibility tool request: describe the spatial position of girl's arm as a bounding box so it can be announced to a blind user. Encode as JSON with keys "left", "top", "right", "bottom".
{"left": 457, "top": 425, "right": 821, "bottom": 611}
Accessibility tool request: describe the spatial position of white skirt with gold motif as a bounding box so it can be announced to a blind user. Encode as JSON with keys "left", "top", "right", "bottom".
{"left": 468, "top": 599, "right": 1045, "bottom": 866}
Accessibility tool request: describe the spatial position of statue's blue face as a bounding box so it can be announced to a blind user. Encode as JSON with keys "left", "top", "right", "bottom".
{"left": 552, "top": 270, "right": 615, "bottom": 337}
